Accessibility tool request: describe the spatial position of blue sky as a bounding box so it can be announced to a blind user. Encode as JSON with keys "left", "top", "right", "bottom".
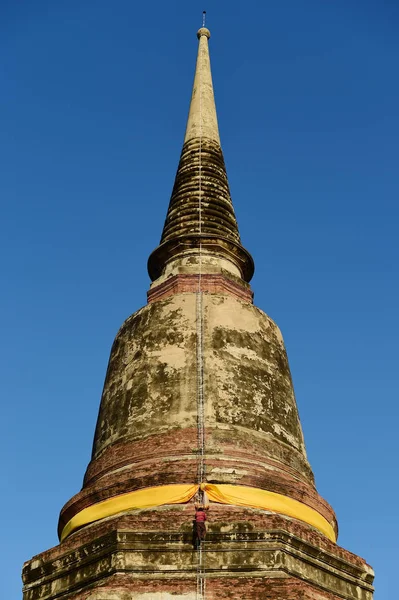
{"left": 1, "top": 1, "right": 398, "bottom": 597}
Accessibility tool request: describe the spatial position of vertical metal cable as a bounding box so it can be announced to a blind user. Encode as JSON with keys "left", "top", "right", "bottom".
{"left": 196, "top": 26, "right": 206, "bottom": 600}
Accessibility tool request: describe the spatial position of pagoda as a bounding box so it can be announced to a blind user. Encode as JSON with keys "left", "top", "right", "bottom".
{"left": 22, "top": 25, "right": 374, "bottom": 600}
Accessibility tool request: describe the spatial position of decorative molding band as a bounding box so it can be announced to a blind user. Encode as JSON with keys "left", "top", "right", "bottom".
{"left": 147, "top": 273, "right": 253, "bottom": 304}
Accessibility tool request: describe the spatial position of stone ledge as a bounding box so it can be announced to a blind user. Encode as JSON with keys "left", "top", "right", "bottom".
{"left": 23, "top": 528, "right": 374, "bottom": 600}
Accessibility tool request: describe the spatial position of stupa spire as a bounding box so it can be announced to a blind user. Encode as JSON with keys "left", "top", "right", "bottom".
{"left": 23, "top": 22, "right": 374, "bottom": 600}
{"left": 148, "top": 26, "right": 254, "bottom": 283}
{"left": 184, "top": 27, "right": 220, "bottom": 145}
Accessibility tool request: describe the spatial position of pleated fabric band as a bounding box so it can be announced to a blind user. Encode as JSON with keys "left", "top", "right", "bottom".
{"left": 60, "top": 483, "right": 336, "bottom": 543}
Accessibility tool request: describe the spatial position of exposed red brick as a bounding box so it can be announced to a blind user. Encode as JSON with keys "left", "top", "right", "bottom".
{"left": 147, "top": 273, "right": 253, "bottom": 303}
{"left": 60, "top": 427, "right": 336, "bottom": 538}
{"left": 84, "top": 429, "right": 313, "bottom": 488}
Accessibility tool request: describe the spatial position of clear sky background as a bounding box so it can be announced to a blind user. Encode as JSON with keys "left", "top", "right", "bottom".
{"left": 1, "top": 1, "right": 398, "bottom": 597}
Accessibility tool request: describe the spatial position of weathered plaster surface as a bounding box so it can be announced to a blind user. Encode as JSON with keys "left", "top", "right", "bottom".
{"left": 92, "top": 296, "right": 198, "bottom": 456}
{"left": 204, "top": 295, "right": 306, "bottom": 454}
{"left": 92, "top": 293, "right": 306, "bottom": 463}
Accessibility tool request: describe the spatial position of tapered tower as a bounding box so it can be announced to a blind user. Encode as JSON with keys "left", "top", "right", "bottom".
{"left": 23, "top": 25, "right": 374, "bottom": 600}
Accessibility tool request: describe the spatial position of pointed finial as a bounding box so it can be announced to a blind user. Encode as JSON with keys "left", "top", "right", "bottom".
{"left": 198, "top": 9, "right": 210, "bottom": 39}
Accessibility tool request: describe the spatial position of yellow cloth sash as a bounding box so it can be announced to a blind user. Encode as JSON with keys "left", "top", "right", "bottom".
{"left": 60, "top": 483, "right": 336, "bottom": 543}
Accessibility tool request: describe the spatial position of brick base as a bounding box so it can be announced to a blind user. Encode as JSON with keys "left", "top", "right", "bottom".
{"left": 23, "top": 509, "right": 374, "bottom": 600}
{"left": 63, "top": 576, "right": 358, "bottom": 600}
